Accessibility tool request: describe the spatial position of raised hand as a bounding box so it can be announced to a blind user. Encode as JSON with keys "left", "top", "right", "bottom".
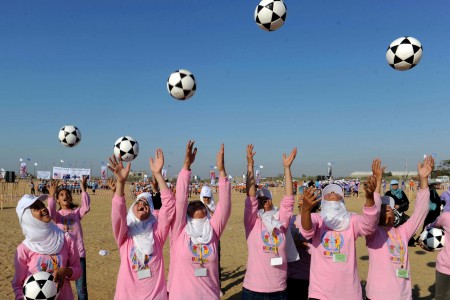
{"left": 283, "top": 147, "right": 297, "bottom": 168}
{"left": 371, "top": 158, "right": 386, "bottom": 181}
{"left": 183, "top": 140, "right": 197, "bottom": 170}
{"left": 302, "top": 186, "right": 320, "bottom": 213}
{"left": 247, "top": 144, "right": 256, "bottom": 166}
{"left": 150, "top": 148, "right": 164, "bottom": 174}
{"left": 107, "top": 155, "right": 131, "bottom": 183}
{"left": 216, "top": 144, "right": 226, "bottom": 174}
{"left": 418, "top": 155, "right": 434, "bottom": 178}
{"left": 80, "top": 175, "right": 88, "bottom": 191}
{"left": 106, "top": 178, "right": 117, "bottom": 193}
{"left": 363, "top": 175, "right": 377, "bottom": 199}
{"left": 48, "top": 180, "right": 59, "bottom": 197}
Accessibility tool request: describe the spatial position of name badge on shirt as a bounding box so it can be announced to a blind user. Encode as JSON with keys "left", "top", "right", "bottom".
{"left": 396, "top": 268, "right": 409, "bottom": 279}
{"left": 195, "top": 268, "right": 208, "bottom": 277}
{"left": 137, "top": 269, "right": 151, "bottom": 280}
{"left": 271, "top": 257, "right": 283, "bottom": 266}
{"left": 332, "top": 253, "right": 347, "bottom": 263}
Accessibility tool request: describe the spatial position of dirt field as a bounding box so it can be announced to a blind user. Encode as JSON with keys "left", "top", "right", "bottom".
{"left": 0, "top": 180, "right": 439, "bottom": 299}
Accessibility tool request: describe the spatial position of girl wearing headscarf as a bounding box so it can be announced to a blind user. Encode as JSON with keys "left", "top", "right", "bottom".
{"left": 12, "top": 194, "right": 81, "bottom": 300}
{"left": 300, "top": 160, "right": 381, "bottom": 300}
{"left": 427, "top": 196, "right": 450, "bottom": 300}
{"left": 108, "top": 148, "right": 175, "bottom": 300}
{"left": 168, "top": 141, "right": 231, "bottom": 299}
{"left": 242, "top": 145, "right": 297, "bottom": 300}
{"left": 385, "top": 179, "right": 410, "bottom": 218}
{"left": 47, "top": 175, "right": 90, "bottom": 300}
{"left": 365, "top": 156, "right": 433, "bottom": 300}
{"left": 200, "top": 186, "right": 216, "bottom": 216}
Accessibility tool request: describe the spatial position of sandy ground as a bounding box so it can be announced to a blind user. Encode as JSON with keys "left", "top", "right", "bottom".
{"left": 0, "top": 181, "right": 439, "bottom": 299}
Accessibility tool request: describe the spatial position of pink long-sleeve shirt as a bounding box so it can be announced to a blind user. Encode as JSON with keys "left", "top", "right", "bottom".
{"left": 242, "top": 195, "right": 294, "bottom": 293}
{"left": 112, "top": 189, "right": 175, "bottom": 300}
{"left": 300, "top": 196, "right": 381, "bottom": 300}
{"left": 48, "top": 192, "right": 90, "bottom": 258}
{"left": 429, "top": 211, "right": 450, "bottom": 275}
{"left": 168, "top": 169, "right": 231, "bottom": 300}
{"left": 12, "top": 233, "right": 81, "bottom": 300}
{"left": 365, "top": 188, "right": 430, "bottom": 300}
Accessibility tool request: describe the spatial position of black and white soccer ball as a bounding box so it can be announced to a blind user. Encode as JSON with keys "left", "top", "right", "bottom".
{"left": 386, "top": 36, "right": 423, "bottom": 71}
{"left": 167, "top": 69, "right": 196, "bottom": 100}
{"left": 254, "top": 0, "right": 287, "bottom": 32}
{"left": 114, "top": 136, "right": 139, "bottom": 162}
{"left": 23, "top": 271, "right": 57, "bottom": 300}
{"left": 419, "top": 227, "right": 445, "bottom": 252}
{"left": 58, "top": 125, "right": 81, "bottom": 147}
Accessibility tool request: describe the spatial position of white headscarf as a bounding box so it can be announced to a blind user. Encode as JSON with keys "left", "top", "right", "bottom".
{"left": 200, "top": 186, "right": 216, "bottom": 214}
{"left": 127, "top": 193, "right": 156, "bottom": 264}
{"left": 186, "top": 216, "right": 213, "bottom": 245}
{"left": 258, "top": 207, "right": 299, "bottom": 262}
{"left": 17, "top": 195, "right": 64, "bottom": 255}
{"left": 258, "top": 207, "right": 283, "bottom": 234}
{"left": 320, "top": 200, "right": 351, "bottom": 231}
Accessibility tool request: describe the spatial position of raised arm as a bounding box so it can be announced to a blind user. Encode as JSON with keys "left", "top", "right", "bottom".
{"left": 46, "top": 180, "right": 59, "bottom": 221}
{"left": 355, "top": 159, "right": 383, "bottom": 237}
{"left": 355, "top": 175, "right": 380, "bottom": 237}
{"left": 150, "top": 148, "right": 175, "bottom": 240}
{"left": 211, "top": 144, "right": 232, "bottom": 238}
{"left": 173, "top": 141, "right": 197, "bottom": 237}
{"left": 108, "top": 155, "right": 131, "bottom": 247}
{"left": 246, "top": 144, "right": 256, "bottom": 197}
{"left": 283, "top": 148, "right": 297, "bottom": 198}
{"left": 244, "top": 144, "right": 258, "bottom": 234}
{"left": 402, "top": 155, "right": 434, "bottom": 238}
{"left": 78, "top": 175, "right": 90, "bottom": 218}
{"left": 279, "top": 148, "right": 297, "bottom": 227}
{"left": 300, "top": 186, "right": 320, "bottom": 235}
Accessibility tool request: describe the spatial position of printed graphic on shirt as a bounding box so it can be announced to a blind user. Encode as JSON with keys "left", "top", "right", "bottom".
{"left": 386, "top": 237, "right": 404, "bottom": 265}
{"left": 261, "top": 228, "right": 284, "bottom": 254}
{"left": 61, "top": 215, "right": 75, "bottom": 232}
{"left": 37, "top": 254, "right": 62, "bottom": 272}
{"left": 189, "top": 241, "right": 213, "bottom": 264}
{"left": 321, "top": 231, "right": 344, "bottom": 257}
{"left": 130, "top": 246, "right": 152, "bottom": 271}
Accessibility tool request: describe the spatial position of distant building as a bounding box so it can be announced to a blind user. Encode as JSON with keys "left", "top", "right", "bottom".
{"left": 349, "top": 171, "right": 418, "bottom": 178}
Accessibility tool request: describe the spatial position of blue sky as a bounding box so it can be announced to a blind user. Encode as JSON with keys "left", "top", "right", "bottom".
{"left": 1, "top": 0, "right": 449, "bottom": 179}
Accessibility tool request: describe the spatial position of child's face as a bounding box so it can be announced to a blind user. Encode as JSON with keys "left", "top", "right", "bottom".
{"left": 57, "top": 189, "right": 72, "bottom": 208}
{"left": 202, "top": 196, "right": 211, "bottom": 204}
{"left": 323, "top": 192, "right": 343, "bottom": 201}
{"left": 258, "top": 197, "right": 273, "bottom": 211}
{"left": 379, "top": 204, "right": 394, "bottom": 226}
{"left": 30, "top": 200, "right": 51, "bottom": 223}
{"left": 133, "top": 200, "right": 151, "bottom": 221}
{"left": 187, "top": 201, "right": 207, "bottom": 219}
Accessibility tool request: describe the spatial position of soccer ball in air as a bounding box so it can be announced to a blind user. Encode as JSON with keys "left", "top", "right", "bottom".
{"left": 167, "top": 69, "right": 196, "bottom": 100}
{"left": 23, "top": 271, "right": 57, "bottom": 300}
{"left": 419, "top": 227, "right": 445, "bottom": 251}
{"left": 58, "top": 125, "right": 81, "bottom": 147}
{"left": 386, "top": 36, "right": 423, "bottom": 71}
{"left": 114, "top": 136, "right": 139, "bottom": 162}
{"left": 254, "top": 0, "right": 287, "bottom": 32}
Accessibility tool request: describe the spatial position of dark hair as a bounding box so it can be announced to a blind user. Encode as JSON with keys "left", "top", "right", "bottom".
{"left": 57, "top": 187, "right": 78, "bottom": 210}
{"left": 29, "top": 200, "right": 46, "bottom": 210}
